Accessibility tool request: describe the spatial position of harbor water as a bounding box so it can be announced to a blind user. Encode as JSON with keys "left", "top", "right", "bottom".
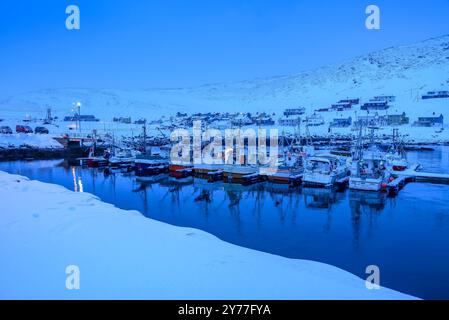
{"left": 1, "top": 146, "right": 449, "bottom": 299}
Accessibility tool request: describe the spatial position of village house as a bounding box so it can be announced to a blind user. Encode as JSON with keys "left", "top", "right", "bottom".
{"left": 331, "top": 102, "right": 352, "bottom": 112}
{"left": 373, "top": 95, "right": 396, "bottom": 103}
{"left": 283, "top": 108, "right": 305, "bottom": 117}
{"left": 361, "top": 100, "right": 390, "bottom": 111}
{"left": 278, "top": 117, "right": 301, "bottom": 127}
{"left": 422, "top": 91, "right": 449, "bottom": 99}
{"left": 386, "top": 112, "right": 409, "bottom": 126}
{"left": 413, "top": 114, "right": 444, "bottom": 127}
{"left": 330, "top": 117, "right": 352, "bottom": 128}
{"left": 338, "top": 98, "right": 360, "bottom": 105}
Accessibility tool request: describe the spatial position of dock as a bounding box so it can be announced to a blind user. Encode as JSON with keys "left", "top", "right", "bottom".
{"left": 387, "top": 170, "right": 449, "bottom": 196}
{"left": 387, "top": 176, "right": 413, "bottom": 196}
{"left": 393, "top": 169, "right": 449, "bottom": 185}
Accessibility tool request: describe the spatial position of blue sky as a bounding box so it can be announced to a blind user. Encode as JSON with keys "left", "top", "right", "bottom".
{"left": 0, "top": 0, "right": 448, "bottom": 97}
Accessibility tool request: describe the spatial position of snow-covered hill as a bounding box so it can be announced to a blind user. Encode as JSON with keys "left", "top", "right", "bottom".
{"left": 1, "top": 35, "right": 449, "bottom": 140}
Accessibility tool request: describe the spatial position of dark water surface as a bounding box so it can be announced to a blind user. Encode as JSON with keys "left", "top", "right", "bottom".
{"left": 1, "top": 146, "right": 449, "bottom": 299}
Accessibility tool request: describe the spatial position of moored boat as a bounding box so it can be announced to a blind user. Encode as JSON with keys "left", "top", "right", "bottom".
{"left": 349, "top": 147, "right": 392, "bottom": 192}
{"left": 135, "top": 155, "right": 169, "bottom": 177}
{"left": 223, "top": 164, "right": 259, "bottom": 185}
{"left": 193, "top": 164, "right": 224, "bottom": 181}
{"left": 302, "top": 154, "right": 349, "bottom": 187}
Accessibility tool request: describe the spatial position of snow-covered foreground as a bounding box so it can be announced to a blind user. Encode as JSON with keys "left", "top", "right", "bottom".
{"left": 0, "top": 134, "right": 62, "bottom": 149}
{"left": 0, "top": 171, "right": 415, "bottom": 300}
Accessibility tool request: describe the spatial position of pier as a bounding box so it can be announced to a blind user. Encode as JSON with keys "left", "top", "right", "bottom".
{"left": 387, "top": 170, "right": 449, "bottom": 196}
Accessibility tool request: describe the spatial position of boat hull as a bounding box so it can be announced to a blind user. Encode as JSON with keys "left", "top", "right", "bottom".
{"left": 87, "top": 158, "right": 108, "bottom": 168}
{"left": 302, "top": 172, "right": 346, "bottom": 187}
{"left": 135, "top": 161, "right": 169, "bottom": 177}
{"left": 349, "top": 177, "right": 384, "bottom": 192}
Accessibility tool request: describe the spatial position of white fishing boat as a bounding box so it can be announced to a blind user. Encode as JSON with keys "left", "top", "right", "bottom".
{"left": 109, "top": 149, "right": 138, "bottom": 167}
{"left": 349, "top": 146, "right": 391, "bottom": 192}
{"left": 302, "top": 154, "right": 349, "bottom": 187}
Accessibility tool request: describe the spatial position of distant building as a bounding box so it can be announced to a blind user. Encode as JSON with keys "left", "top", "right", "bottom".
{"left": 355, "top": 116, "right": 386, "bottom": 127}
{"left": 361, "top": 101, "right": 390, "bottom": 111}
{"left": 422, "top": 91, "right": 449, "bottom": 99}
{"left": 306, "top": 114, "right": 325, "bottom": 127}
{"left": 134, "top": 119, "right": 147, "bottom": 125}
{"left": 331, "top": 102, "right": 352, "bottom": 111}
{"left": 254, "top": 114, "right": 275, "bottom": 126}
{"left": 64, "top": 114, "right": 100, "bottom": 122}
{"left": 386, "top": 113, "right": 409, "bottom": 126}
{"left": 330, "top": 117, "right": 352, "bottom": 128}
{"left": 113, "top": 117, "right": 132, "bottom": 124}
{"left": 338, "top": 98, "right": 360, "bottom": 105}
{"left": 278, "top": 117, "right": 302, "bottom": 127}
{"left": 373, "top": 95, "right": 396, "bottom": 103}
{"left": 283, "top": 108, "right": 305, "bottom": 117}
{"left": 231, "top": 114, "right": 254, "bottom": 127}
{"left": 413, "top": 114, "right": 444, "bottom": 127}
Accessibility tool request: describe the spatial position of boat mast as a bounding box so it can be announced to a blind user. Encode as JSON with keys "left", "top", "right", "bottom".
{"left": 142, "top": 119, "right": 148, "bottom": 156}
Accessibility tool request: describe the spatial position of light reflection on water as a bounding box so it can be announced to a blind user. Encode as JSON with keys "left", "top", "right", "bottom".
{"left": 1, "top": 146, "right": 449, "bottom": 299}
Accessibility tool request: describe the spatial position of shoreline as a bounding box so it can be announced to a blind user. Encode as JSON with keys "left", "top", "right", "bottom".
{"left": 0, "top": 170, "right": 416, "bottom": 300}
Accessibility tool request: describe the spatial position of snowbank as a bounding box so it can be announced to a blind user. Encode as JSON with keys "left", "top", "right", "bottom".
{"left": 0, "top": 171, "right": 416, "bottom": 300}
{"left": 0, "top": 134, "right": 63, "bottom": 149}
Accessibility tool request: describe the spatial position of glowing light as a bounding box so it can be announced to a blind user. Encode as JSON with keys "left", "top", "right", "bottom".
{"left": 71, "top": 167, "right": 78, "bottom": 192}
{"left": 78, "top": 177, "right": 84, "bottom": 193}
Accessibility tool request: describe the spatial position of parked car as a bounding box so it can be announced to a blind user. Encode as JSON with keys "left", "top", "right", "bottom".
{"left": 0, "top": 126, "right": 13, "bottom": 134}
{"left": 35, "top": 126, "right": 49, "bottom": 134}
{"left": 16, "top": 125, "right": 33, "bottom": 133}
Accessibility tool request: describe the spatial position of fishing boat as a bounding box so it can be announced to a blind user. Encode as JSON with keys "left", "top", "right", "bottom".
{"left": 349, "top": 146, "right": 392, "bottom": 192}
{"left": 386, "top": 129, "right": 421, "bottom": 173}
{"left": 109, "top": 149, "right": 137, "bottom": 168}
{"left": 193, "top": 164, "right": 224, "bottom": 182}
{"left": 263, "top": 153, "right": 303, "bottom": 186}
{"left": 135, "top": 155, "right": 169, "bottom": 177}
{"left": 87, "top": 157, "right": 109, "bottom": 168}
{"left": 223, "top": 164, "right": 259, "bottom": 185}
{"left": 169, "top": 162, "right": 194, "bottom": 179}
{"left": 302, "top": 154, "right": 349, "bottom": 187}
{"left": 265, "top": 168, "right": 303, "bottom": 186}
{"left": 86, "top": 146, "right": 110, "bottom": 168}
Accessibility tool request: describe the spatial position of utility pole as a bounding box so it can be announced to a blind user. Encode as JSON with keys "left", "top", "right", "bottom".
{"left": 46, "top": 107, "right": 52, "bottom": 124}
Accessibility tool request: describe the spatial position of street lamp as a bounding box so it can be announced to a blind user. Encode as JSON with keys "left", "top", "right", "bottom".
{"left": 73, "top": 101, "right": 82, "bottom": 134}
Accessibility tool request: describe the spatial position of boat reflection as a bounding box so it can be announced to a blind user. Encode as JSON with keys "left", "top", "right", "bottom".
{"left": 302, "top": 187, "right": 343, "bottom": 210}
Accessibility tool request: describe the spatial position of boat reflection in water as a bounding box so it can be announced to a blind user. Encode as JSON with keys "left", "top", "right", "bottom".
{"left": 2, "top": 154, "right": 449, "bottom": 299}
{"left": 303, "top": 187, "right": 344, "bottom": 210}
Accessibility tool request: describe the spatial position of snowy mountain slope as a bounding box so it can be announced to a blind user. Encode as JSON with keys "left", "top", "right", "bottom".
{"left": 1, "top": 35, "right": 448, "bottom": 125}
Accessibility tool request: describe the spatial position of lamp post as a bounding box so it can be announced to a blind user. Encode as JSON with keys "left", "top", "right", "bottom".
{"left": 73, "top": 102, "right": 82, "bottom": 134}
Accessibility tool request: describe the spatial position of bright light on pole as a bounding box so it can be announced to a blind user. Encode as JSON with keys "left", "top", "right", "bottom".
{"left": 73, "top": 101, "right": 82, "bottom": 134}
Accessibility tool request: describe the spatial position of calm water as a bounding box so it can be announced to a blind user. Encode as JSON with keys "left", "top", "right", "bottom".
{"left": 1, "top": 146, "right": 449, "bottom": 299}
